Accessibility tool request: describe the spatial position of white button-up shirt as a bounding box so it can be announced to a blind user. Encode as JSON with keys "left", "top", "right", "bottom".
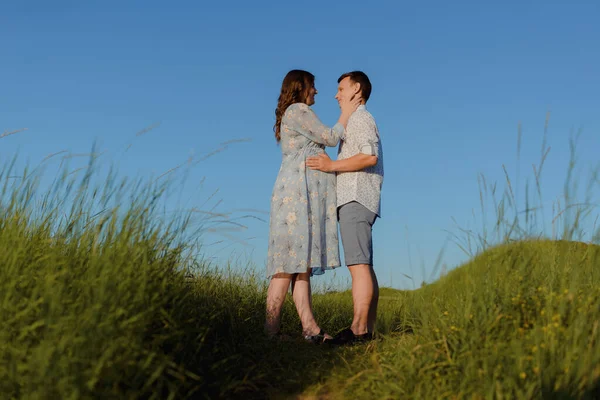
{"left": 336, "top": 105, "right": 384, "bottom": 216}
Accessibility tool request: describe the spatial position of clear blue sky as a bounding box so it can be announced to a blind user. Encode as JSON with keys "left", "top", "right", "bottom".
{"left": 2, "top": 1, "right": 599, "bottom": 289}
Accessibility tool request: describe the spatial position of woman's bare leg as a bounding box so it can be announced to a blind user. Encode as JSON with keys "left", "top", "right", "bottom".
{"left": 265, "top": 273, "right": 293, "bottom": 336}
{"left": 291, "top": 272, "right": 331, "bottom": 338}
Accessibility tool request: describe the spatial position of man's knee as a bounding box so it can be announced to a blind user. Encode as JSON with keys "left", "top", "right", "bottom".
{"left": 348, "top": 263, "right": 371, "bottom": 276}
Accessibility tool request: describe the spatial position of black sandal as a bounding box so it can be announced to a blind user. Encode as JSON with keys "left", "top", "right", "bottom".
{"left": 327, "top": 327, "right": 374, "bottom": 346}
{"left": 303, "top": 328, "right": 329, "bottom": 344}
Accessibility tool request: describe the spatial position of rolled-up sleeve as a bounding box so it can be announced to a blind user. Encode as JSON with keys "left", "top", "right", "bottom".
{"left": 353, "top": 115, "right": 380, "bottom": 157}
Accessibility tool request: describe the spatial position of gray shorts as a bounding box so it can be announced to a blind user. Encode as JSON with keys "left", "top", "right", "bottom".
{"left": 338, "top": 201, "right": 377, "bottom": 266}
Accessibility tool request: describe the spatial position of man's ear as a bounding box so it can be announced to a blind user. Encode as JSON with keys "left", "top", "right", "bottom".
{"left": 352, "top": 82, "right": 362, "bottom": 96}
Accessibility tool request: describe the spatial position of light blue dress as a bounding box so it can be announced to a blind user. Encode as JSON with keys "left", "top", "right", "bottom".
{"left": 267, "top": 103, "right": 343, "bottom": 278}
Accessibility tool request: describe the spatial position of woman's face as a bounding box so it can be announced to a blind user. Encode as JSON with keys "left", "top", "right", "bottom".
{"left": 305, "top": 83, "right": 317, "bottom": 106}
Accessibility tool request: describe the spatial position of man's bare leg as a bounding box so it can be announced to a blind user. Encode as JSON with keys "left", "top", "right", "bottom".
{"left": 335, "top": 201, "right": 378, "bottom": 344}
{"left": 367, "top": 266, "right": 379, "bottom": 333}
{"left": 349, "top": 264, "right": 376, "bottom": 335}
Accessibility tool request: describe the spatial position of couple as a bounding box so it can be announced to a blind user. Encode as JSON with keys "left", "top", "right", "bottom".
{"left": 265, "top": 69, "right": 384, "bottom": 345}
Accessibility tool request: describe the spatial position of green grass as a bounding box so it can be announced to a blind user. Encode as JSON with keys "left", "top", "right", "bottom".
{"left": 304, "top": 240, "right": 600, "bottom": 399}
{"left": 2, "top": 134, "right": 600, "bottom": 399}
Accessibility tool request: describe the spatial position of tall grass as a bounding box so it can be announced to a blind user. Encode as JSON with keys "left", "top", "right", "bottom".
{"left": 301, "top": 120, "right": 600, "bottom": 399}
{"left": 0, "top": 146, "right": 201, "bottom": 398}
{"left": 0, "top": 144, "right": 354, "bottom": 399}
{"left": 2, "top": 118, "right": 600, "bottom": 399}
{"left": 308, "top": 240, "right": 600, "bottom": 399}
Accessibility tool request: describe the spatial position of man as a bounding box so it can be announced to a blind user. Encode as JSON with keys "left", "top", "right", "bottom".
{"left": 306, "top": 71, "right": 384, "bottom": 345}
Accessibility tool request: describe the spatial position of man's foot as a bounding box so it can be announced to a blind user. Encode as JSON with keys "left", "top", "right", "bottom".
{"left": 327, "top": 327, "right": 373, "bottom": 346}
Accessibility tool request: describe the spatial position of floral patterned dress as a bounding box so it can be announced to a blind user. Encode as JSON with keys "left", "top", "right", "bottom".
{"left": 267, "top": 103, "right": 344, "bottom": 278}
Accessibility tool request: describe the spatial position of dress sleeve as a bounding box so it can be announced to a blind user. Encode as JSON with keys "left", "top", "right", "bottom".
{"left": 283, "top": 103, "right": 344, "bottom": 147}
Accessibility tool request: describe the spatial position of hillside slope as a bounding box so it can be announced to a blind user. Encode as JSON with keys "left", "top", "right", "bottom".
{"left": 305, "top": 240, "right": 600, "bottom": 399}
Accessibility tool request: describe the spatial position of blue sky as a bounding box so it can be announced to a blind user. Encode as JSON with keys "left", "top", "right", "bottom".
{"left": 1, "top": 0, "right": 599, "bottom": 289}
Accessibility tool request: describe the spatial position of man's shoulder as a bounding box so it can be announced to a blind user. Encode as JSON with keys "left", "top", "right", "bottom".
{"left": 349, "top": 107, "right": 376, "bottom": 124}
{"left": 347, "top": 109, "right": 377, "bottom": 137}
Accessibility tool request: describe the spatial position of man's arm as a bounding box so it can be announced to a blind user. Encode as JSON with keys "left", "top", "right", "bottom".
{"left": 306, "top": 113, "right": 380, "bottom": 173}
{"left": 305, "top": 152, "right": 377, "bottom": 173}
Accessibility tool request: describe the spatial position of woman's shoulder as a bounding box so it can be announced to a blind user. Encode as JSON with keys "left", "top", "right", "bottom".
{"left": 284, "top": 102, "right": 310, "bottom": 116}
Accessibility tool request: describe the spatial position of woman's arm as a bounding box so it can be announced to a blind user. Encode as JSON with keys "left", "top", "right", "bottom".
{"left": 283, "top": 103, "right": 344, "bottom": 147}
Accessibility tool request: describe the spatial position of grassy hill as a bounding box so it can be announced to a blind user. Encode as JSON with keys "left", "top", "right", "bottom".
{"left": 303, "top": 240, "right": 600, "bottom": 399}
{"left": 2, "top": 198, "right": 599, "bottom": 399}
{"left": 1, "top": 158, "right": 599, "bottom": 399}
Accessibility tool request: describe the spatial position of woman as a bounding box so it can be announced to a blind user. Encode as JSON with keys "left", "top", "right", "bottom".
{"left": 265, "top": 69, "right": 360, "bottom": 343}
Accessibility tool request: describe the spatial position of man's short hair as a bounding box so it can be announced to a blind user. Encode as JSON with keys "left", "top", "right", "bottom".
{"left": 338, "top": 71, "right": 372, "bottom": 103}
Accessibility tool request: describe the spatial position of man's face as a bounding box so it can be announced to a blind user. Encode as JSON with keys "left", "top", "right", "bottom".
{"left": 335, "top": 77, "right": 360, "bottom": 106}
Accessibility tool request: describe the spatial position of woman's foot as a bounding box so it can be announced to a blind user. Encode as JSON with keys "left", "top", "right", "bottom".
{"left": 265, "top": 323, "right": 279, "bottom": 337}
{"left": 303, "top": 328, "right": 333, "bottom": 344}
{"left": 265, "top": 322, "right": 293, "bottom": 341}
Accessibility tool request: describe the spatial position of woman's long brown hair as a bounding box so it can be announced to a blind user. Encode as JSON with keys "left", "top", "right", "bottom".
{"left": 273, "top": 70, "right": 315, "bottom": 143}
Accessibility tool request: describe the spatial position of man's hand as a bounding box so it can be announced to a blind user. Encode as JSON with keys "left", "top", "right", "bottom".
{"left": 306, "top": 153, "right": 333, "bottom": 172}
{"left": 306, "top": 152, "right": 377, "bottom": 173}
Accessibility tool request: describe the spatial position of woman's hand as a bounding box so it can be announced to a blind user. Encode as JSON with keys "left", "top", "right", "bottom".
{"left": 337, "top": 95, "right": 362, "bottom": 128}
{"left": 340, "top": 95, "right": 362, "bottom": 117}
